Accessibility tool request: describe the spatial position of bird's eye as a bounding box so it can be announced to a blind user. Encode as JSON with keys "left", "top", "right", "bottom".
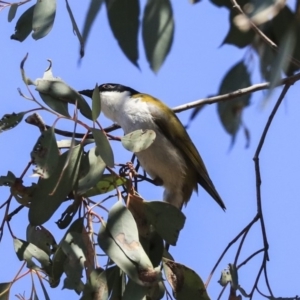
{"left": 102, "top": 84, "right": 115, "bottom": 90}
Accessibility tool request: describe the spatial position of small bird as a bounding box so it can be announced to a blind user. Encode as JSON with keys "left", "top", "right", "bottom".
{"left": 79, "top": 84, "right": 225, "bottom": 210}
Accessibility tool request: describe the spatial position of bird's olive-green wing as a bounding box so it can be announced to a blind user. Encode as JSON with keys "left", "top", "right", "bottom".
{"left": 141, "top": 95, "right": 226, "bottom": 210}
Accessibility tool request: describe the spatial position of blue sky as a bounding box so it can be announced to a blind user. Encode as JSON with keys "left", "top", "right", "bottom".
{"left": 0, "top": 0, "right": 299, "bottom": 299}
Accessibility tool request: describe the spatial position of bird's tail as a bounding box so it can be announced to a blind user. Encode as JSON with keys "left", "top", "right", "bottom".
{"left": 198, "top": 175, "right": 226, "bottom": 210}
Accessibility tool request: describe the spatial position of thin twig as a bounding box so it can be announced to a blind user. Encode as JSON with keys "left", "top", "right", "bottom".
{"left": 234, "top": 229, "right": 249, "bottom": 266}
{"left": 237, "top": 248, "right": 264, "bottom": 269}
{"left": 263, "top": 261, "right": 274, "bottom": 298}
{"left": 174, "top": 71, "right": 300, "bottom": 112}
{"left": 205, "top": 214, "right": 259, "bottom": 288}
{"left": 249, "top": 254, "right": 265, "bottom": 298}
{"left": 250, "top": 83, "right": 291, "bottom": 297}
{"left": 253, "top": 83, "right": 291, "bottom": 260}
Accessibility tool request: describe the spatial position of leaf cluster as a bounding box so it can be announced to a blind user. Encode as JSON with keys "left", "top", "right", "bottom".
{"left": 0, "top": 58, "right": 211, "bottom": 300}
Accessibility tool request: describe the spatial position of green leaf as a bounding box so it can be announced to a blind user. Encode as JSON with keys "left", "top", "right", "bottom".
{"left": 51, "top": 218, "right": 84, "bottom": 287}
{"left": 0, "top": 171, "right": 16, "bottom": 187}
{"left": 61, "top": 232, "right": 86, "bottom": 293}
{"left": 269, "top": 6, "right": 300, "bottom": 75}
{"left": 26, "top": 224, "right": 57, "bottom": 256}
{"left": 147, "top": 281, "right": 165, "bottom": 300}
{"left": 82, "top": 0, "right": 104, "bottom": 45}
{"left": 32, "top": 0, "right": 56, "bottom": 40}
{"left": 222, "top": 10, "right": 255, "bottom": 48}
{"left": 13, "top": 238, "right": 51, "bottom": 271}
{"left": 11, "top": 5, "right": 34, "bottom": 42}
{"left": 78, "top": 147, "right": 106, "bottom": 195}
{"left": 83, "top": 174, "right": 126, "bottom": 197}
{"left": 91, "top": 128, "right": 114, "bottom": 167}
{"left": 39, "top": 93, "right": 70, "bottom": 117}
{"left": 121, "top": 129, "right": 156, "bottom": 153}
{"left": 29, "top": 145, "right": 83, "bottom": 225}
{"left": 8, "top": 3, "right": 18, "bottom": 22}
{"left": 142, "top": 0, "right": 174, "bottom": 72}
{"left": 105, "top": 0, "right": 140, "bottom": 67}
{"left": 65, "top": 0, "right": 84, "bottom": 56}
{"left": 144, "top": 201, "right": 185, "bottom": 246}
{"left": 80, "top": 268, "right": 109, "bottom": 300}
{"left": 35, "top": 64, "right": 92, "bottom": 119}
{"left": 0, "top": 282, "right": 11, "bottom": 300}
{"left": 56, "top": 201, "right": 81, "bottom": 229}
{"left": 106, "top": 266, "right": 124, "bottom": 300}
{"left": 57, "top": 139, "right": 94, "bottom": 148}
{"left": 0, "top": 112, "right": 25, "bottom": 133}
{"left": 98, "top": 202, "right": 161, "bottom": 286}
{"left": 264, "top": 26, "right": 296, "bottom": 102}
{"left": 30, "top": 127, "right": 60, "bottom": 179}
{"left": 140, "top": 232, "right": 164, "bottom": 268}
{"left": 163, "top": 258, "right": 210, "bottom": 300}
{"left": 92, "top": 84, "right": 101, "bottom": 121}
{"left": 123, "top": 279, "right": 147, "bottom": 300}
{"left": 217, "top": 61, "right": 251, "bottom": 145}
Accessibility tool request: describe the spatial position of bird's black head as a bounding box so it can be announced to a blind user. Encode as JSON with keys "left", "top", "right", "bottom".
{"left": 99, "top": 83, "right": 139, "bottom": 96}
{"left": 78, "top": 83, "right": 139, "bottom": 99}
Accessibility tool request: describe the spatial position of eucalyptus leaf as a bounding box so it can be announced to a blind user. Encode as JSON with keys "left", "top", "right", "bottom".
{"left": 0, "top": 112, "right": 25, "bottom": 133}
{"left": 142, "top": 0, "right": 174, "bottom": 72}
{"left": 51, "top": 218, "right": 84, "bottom": 287}
{"left": 0, "top": 171, "right": 16, "bottom": 187}
{"left": 92, "top": 84, "right": 101, "bottom": 121}
{"left": 61, "top": 232, "right": 86, "bottom": 293}
{"left": 80, "top": 268, "right": 108, "bottom": 300}
{"left": 144, "top": 201, "right": 185, "bottom": 246}
{"left": 82, "top": 0, "right": 104, "bottom": 46}
{"left": 77, "top": 147, "right": 106, "bottom": 195}
{"left": 147, "top": 281, "right": 165, "bottom": 300}
{"left": 123, "top": 279, "right": 147, "bottom": 300}
{"left": 39, "top": 93, "right": 70, "bottom": 117}
{"left": 32, "top": 0, "right": 56, "bottom": 40}
{"left": 29, "top": 145, "right": 83, "bottom": 225}
{"left": 11, "top": 5, "right": 34, "bottom": 42}
{"left": 105, "top": 0, "right": 140, "bottom": 67}
{"left": 26, "top": 224, "right": 57, "bottom": 256}
{"left": 217, "top": 61, "right": 251, "bottom": 145}
{"left": 98, "top": 202, "right": 161, "bottom": 286}
{"left": 65, "top": 0, "right": 84, "bottom": 56}
{"left": 30, "top": 127, "right": 60, "bottom": 179}
{"left": 13, "top": 238, "right": 51, "bottom": 271}
{"left": 264, "top": 27, "right": 296, "bottom": 103}
{"left": 163, "top": 258, "right": 210, "bottom": 300}
{"left": 121, "top": 129, "right": 156, "bottom": 153}
{"left": 222, "top": 10, "right": 255, "bottom": 48}
{"left": 35, "top": 65, "right": 92, "bottom": 119}
{"left": 83, "top": 174, "right": 126, "bottom": 197}
{"left": 8, "top": 3, "right": 18, "bottom": 22}
{"left": 91, "top": 128, "right": 114, "bottom": 167}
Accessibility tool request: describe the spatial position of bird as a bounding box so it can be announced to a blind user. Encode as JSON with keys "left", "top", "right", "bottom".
{"left": 79, "top": 84, "right": 225, "bottom": 210}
